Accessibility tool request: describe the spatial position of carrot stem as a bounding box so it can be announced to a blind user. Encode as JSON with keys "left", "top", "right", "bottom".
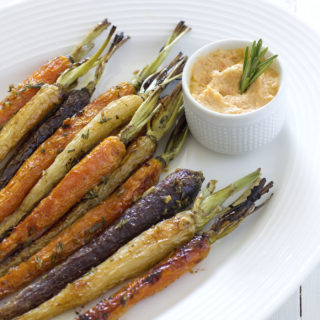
{"left": 57, "top": 24, "right": 115, "bottom": 88}
{"left": 132, "top": 21, "right": 191, "bottom": 89}
{"left": 70, "top": 19, "right": 111, "bottom": 62}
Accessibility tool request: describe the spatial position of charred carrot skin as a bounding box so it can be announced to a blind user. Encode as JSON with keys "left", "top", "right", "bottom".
{"left": 0, "top": 136, "right": 155, "bottom": 278}
{"left": 0, "top": 56, "right": 71, "bottom": 126}
{"left": 0, "top": 169, "right": 203, "bottom": 319}
{"left": 78, "top": 235, "right": 210, "bottom": 320}
{"left": 0, "top": 83, "right": 135, "bottom": 225}
{"left": 0, "top": 159, "right": 162, "bottom": 297}
{"left": 0, "top": 136, "right": 126, "bottom": 261}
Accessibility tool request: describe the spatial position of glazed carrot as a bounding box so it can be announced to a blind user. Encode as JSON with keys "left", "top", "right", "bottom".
{"left": 0, "top": 19, "right": 110, "bottom": 127}
{"left": 6, "top": 169, "right": 204, "bottom": 320}
{"left": 0, "top": 136, "right": 126, "bottom": 261}
{"left": 0, "top": 83, "right": 135, "bottom": 233}
{"left": 0, "top": 75, "right": 180, "bottom": 260}
{"left": 0, "top": 21, "right": 190, "bottom": 239}
{"left": 0, "top": 159, "right": 161, "bottom": 297}
{"left": 0, "top": 177, "right": 269, "bottom": 320}
{"left": 0, "top": 54, "right": 186, "bottom": 246}
{"left": 0, "top": 97, "right": 185, "bottom": 295}
{"left": 77, "top": 179, "right": 274, "bottom": 320}
{"left": 0, "top": 135, "right": 155, "bottom": 277}
{"left": 0, "top": 72, "right": 180, "bottom": 262}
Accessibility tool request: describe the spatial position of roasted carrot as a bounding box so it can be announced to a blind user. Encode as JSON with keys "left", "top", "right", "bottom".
{"left": 0, "top": 88, "right": 91, "bottom": 189}
{"left": 18, "top": 173, "right": 262, "bottom": 320}
{"left": 2, "top": 179, "right": 270, "bottom": 320}
{"left": 0, "top": 103, "right": 186, "bottom": 296}
{"left": 1, "top": 168, "right": 203, "bottom": 320}
{"left": 0, "top": 135, "right": 155, "bottom": 277}
{"left": 57, "top": 83, "right": 184, "bottom": 236}
{"left": 0, "top": 83, "right": 135, "bottom": 237}
{"left": 0, "top": 159, "right": 161, "bottom": 297}
{"left": 0, "top": 55, "right": 185, "bottom": 248}
{"left": 0, "top": 32, "right": 128, "bottom": 190}
{"left": 0, "top": 136, "right": 126, "bottom": 261}
{"left": 0, "top": 77, "right": 178, "bottom": 260}
{"left": 17, "top": 54, "right": 185, "bottom": 220}
{"left": 0, "top": 19, "right": 110, "bottom": 127}
{"left": 77, "top": 179, "right": 273, "bottom": 320}
{"left": 0, "top": 90, "right": 183, "bottom": 276}
{"left": 0, "top": 22, "right": 189, "bottom": 239}
{"left": 11, "top": 171, "right": 261, "bottom": 320}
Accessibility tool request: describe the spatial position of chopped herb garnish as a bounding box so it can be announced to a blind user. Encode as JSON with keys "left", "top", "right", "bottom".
{"left": 117, "top": 188, "right": 125, "bottom": 197}
{"left": 56, "top": 241, "right": 64, "bottom": 254}
{"left": 115, "top": 218, "right": 128, "bottom": 229}
{"left": 102, "top": 176, "right": 109, "bottom": 184}
{"left": 98, "top": 113, "right": 112, "bottom": 124}
{"left": 67, "top": 148, "right": 75, "bottom": 153}
{"left": 57, "top": 148, "right": 64, "bottom": 154}
{"left": 28, "top": 226, "right": 35, "bottom": 236}
{"left": 81, "top": 129, "right": 90, "bottom": 139}
{"left": 89, "top": 222, "right": 102, "bottom": 234}
{"left": 116, "top": 85, "right": 123, "bottom": 89}
{"left": 41, "top": 148, "right": 45, "bottom": 153}
{"left": 73, "top": 238, "right": 81, "bottom": 245}
{"left": 84, "top": 189, "right": 98, "bottom": 200}
{"left": 120, "top": 293, "right": 128, "bottom": 305}
{"left": 161, "top": 195, "right": 172, "bottom": 204}
{"left": 34, "top": 256, "right": 43, "bottom": 268}
{"left": 142, "top": 186, "right": 156, "bottom": 198}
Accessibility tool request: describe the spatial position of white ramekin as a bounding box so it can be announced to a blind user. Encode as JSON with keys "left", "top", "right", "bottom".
{"left": 182, "top": 39, "right": 286, "bottom": 155}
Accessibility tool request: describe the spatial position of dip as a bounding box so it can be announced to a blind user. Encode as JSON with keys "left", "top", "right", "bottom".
{"left": 189, "top": 48, "right": 280, "bottom": 114}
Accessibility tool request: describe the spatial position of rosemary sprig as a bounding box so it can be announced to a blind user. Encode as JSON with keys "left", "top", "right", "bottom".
{"left": 239, "top": 39, "right": 278, "bottom": 93}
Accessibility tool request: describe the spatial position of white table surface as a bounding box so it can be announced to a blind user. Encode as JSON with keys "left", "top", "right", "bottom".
{"left": 266, "top": 2, "right": 320, "bottom": 319}
{"left": 0, "top": 0, "right": 319, "bottom": 319}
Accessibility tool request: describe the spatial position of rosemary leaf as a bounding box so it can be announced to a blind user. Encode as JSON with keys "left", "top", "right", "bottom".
{"left": 239, "top": 39, "right": 278, "bottom": 93}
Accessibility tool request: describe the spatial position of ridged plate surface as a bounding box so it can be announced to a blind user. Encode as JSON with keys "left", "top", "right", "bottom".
{"left": 0, "top": 0, "right": 319, "bottom": 319}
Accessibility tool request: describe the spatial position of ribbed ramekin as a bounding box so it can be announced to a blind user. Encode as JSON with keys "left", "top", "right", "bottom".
{"left": 182, "top": 39, "right": 285, "bottom": 155}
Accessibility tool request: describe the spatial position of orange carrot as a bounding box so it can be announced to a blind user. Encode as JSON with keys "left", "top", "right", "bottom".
{"left": 0, "top": 159, "right": 162, "bottom": 297}
{"left": 0, "top": 56, "right": 71, "bottom": 126}
{"left": 0, "top": 136, "right": 126, "bottom": 260}
{"left": 77, "top": 235, "right": 210, "bottom": 320}
{"left": 0, "top": 83, "right": 135, "bottom": 224}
